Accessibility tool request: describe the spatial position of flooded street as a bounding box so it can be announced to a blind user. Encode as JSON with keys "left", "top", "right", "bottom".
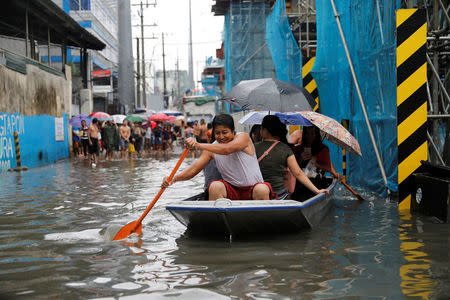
{"left": 0, "top": 155, "right": 448, "bottom": 299}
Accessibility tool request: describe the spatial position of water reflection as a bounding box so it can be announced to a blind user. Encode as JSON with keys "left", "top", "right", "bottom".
{"left": 399, "top": 211, "right": 437, "bottom": 299}
{"left": 0, "top": 158, "right": 448, "bottom": 299}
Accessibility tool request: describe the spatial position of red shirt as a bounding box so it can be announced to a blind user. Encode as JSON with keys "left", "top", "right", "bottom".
{"left": 294, "top": 144, "right": 331, "bottom": 168}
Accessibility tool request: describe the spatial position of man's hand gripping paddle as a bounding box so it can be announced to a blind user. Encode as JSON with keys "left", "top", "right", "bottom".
{"left": 113, "top": 148, "right": 190, "bottom": 241}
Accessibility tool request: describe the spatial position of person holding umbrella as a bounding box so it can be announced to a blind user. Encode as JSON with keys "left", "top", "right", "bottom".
{"left": 80, "top": 119, "right": 89, "bottom": 158}
{"left": 72, "top": 125, "right": 81, "bottom": 157}
{"left": 292, "top": 126, "right": 342, "bottom": 199}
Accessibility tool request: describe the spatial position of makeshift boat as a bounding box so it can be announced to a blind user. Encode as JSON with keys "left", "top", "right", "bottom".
{"left": 166, "top": 178, "right": 337, "bottom": 237}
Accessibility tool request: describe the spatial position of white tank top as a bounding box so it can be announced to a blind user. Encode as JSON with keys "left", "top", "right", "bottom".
{"left": 213, "top": 133, "right": 264, "bottom": 187}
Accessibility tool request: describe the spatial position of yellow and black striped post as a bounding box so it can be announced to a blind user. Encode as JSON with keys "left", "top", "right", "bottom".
{"left": 14, "top": 132, "right": 22, "bottom": 168}
{"left": 396, "top": 9, "right": 427, "bottom": 211}
{"left": 302, "top": 56, "right": 320, "bottom": 112}
{"left": 341, "top": 119, "right": 349, "bottom": 183}
{"left": 9, "top": 131, "right": 28, "bottom": 172}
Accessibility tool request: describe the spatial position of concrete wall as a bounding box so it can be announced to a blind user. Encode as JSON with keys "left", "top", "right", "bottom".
{"left": 0, "top": 64, "right": 72, "bottom": 116}
{"left": 0, "top": 63, "right": 72, "bottom": 173}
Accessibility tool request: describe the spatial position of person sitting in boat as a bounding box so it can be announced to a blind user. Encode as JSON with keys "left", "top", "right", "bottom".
{"left": 162, "top": 114, "right": 276, "bottom": 201}
{"left": 249, "top": 124, "right": 262, "bottom": 143}
{"left": 292, "top": 125, "right": 342, "bottom": 199}
{"left": 202, "top": 130, "right": 222, "bottom": 196}
{"left": 255, "top": 115, "right": 329, "bottom": 200}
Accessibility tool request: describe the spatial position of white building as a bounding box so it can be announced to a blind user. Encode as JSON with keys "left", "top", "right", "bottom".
{"left": 52, "top": 0, "right": 119, "bottom": 114}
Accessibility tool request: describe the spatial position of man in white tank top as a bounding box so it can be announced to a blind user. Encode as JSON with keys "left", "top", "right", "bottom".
{"left": 162, "top": 114, "right": 276, "bottom": 200}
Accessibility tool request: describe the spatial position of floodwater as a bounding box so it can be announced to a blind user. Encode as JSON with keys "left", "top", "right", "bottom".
{"left": 0, "top": 154, "right": 448, "bottom": 299}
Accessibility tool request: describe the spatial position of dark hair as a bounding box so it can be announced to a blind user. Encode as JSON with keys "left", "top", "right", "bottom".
{"left": 92, "top": 118, "right": 98, "bottom": 124}
{"left": 261, "top": 115, "right": 288, "bottom": 144}
{"left": 301, "top": 126, "right": 324, "bottom": 155}
{"left": 212, "top": 114, "right": 235, "bottom": 133}
{"left": 250, "top": 124, "right": 262, "bottom": 143}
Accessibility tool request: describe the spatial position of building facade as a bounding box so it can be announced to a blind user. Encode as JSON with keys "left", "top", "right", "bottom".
{"left": 52, "top": 0, "right": 119, "bottom": 114}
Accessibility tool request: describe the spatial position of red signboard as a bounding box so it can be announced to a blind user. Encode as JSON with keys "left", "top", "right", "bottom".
{"left": 92, "top": 70, "right": 111, "bottom": 78}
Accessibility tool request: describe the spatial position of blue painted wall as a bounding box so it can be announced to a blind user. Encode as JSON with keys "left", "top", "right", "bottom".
{"left": 0, "top": 113, "right": 69, "bottom": 172}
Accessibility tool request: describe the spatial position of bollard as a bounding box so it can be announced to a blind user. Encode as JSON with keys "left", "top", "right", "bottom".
{"left": 8, "top": 131, "right": 28, "bottom": 172}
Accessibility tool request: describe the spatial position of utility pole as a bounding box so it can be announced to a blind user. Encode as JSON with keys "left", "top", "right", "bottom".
{"left": 140, "top": 1, "right": 146, "bottom": 108}
{"left": 118, "top": 0, "right": 135, "bottom": 113}
{"left": 136, "top": 37, "right": 141, "bottom": 108}
{"left": 176, "top": 52, "right": 180, "bottom": 100}
{"left": 162, "top": 32, "right": 167, "bottom": 108}
{"left": 188, "top": 0, "right": 194, "bottom": 89}
{"left": 132, "top": 1, "right": 157, "bottom": 108}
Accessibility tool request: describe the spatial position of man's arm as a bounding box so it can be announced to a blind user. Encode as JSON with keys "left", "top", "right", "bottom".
{"left": 190, "top": 133, "right": 250, "bottom": 155}
{"left": 87, "top": 126, "right": 93, "bottom": 144}
{"left": 162, "top": 150, "right": 213, "bottom": 187}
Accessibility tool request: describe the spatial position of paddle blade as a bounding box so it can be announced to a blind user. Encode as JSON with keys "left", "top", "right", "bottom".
{"left": 112, "top": 220, "right": 142, "bottom": 241}
{"left": 342, "top": 181, "right": 365, "bottom": 202}
{"left": 355, "top": 193, "right": 365, "bottom": 202}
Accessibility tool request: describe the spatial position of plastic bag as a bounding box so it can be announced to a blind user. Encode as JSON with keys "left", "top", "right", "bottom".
{"left": 303, "top": 160, "right": 318, "bottom": 178}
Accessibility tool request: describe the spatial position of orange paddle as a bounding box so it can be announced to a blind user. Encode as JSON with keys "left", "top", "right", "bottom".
{"left": 113, "top": 148, "right": 190, "bottom": 241}
{"left": 341, "top": 181, "right": 365, "bottom": 201}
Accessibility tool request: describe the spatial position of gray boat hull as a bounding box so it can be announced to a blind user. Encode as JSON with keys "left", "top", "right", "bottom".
{"left": 166, "top": 179, "right": 337, "bottom": 237}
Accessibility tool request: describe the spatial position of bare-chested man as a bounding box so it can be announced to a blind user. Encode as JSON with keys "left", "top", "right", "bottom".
{"left": 88, "top": 118, "right": 100, "bottom": 166}
{"left": 193, "top": 120, "right": 200, "bottom": 141}
{"left": 198, "top": 119, "right": 208, "bottom": 143}
{"left": 120, "top": 120, "right": 131, "bottom": 159}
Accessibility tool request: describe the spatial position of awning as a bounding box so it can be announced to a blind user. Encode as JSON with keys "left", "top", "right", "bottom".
{"left": 0, "top": 0, "right": 105, "bottom": 50}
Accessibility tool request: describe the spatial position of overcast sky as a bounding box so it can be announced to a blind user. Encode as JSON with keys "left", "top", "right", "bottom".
{"left": 130, "top": 0, "right": 224, "bottom": 89}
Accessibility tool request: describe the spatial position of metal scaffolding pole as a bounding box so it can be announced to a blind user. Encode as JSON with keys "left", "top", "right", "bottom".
{"left": 431, "top": 0, "right": 441, "bottom": 162}
{"left": 330, "top": 0, "right": 389, "bottom": 192}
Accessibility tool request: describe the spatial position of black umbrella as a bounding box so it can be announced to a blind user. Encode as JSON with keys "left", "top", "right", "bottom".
{"left": 222, "top": 78, "right": 316, "bottom": 112}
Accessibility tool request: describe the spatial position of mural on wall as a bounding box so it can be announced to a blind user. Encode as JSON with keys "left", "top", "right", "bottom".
{"left": 0, "top": 113, "right": 25, "bottom": 171}
{"left": 0, "top": 113, "right": 69, "bottom": 173}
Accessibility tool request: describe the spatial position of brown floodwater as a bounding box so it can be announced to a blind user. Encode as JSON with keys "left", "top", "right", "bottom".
{"left": 0, "top": 155, "right": 448, "bottom": 299}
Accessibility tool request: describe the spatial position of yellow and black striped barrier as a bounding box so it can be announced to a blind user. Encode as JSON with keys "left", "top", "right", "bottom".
{"left": 8, "top": 131, "right": 28, "bottom": 172}
{"left": 302, "top": 56, "right": 320, "bottom": 112}
{"left": 396, "top": 9, "right": 427, "bottom": 211}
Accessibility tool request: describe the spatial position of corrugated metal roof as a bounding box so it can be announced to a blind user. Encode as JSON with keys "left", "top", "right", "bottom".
{"left": 0, "top": 0, "right": 106, "bottom": 50}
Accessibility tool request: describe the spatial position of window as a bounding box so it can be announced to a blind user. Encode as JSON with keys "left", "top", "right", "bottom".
{"left": 69, "top": 0, "right": 90, "bottom": 11}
